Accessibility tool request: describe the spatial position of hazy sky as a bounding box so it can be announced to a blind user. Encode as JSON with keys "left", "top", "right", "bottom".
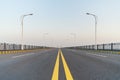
{"left": 0, "top": 0, "right": 120, "bottom": 47}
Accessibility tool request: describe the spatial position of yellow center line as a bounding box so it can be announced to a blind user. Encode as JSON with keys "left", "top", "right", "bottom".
{"left": 51, "top": 49, "right": 74, "bottom": 80}
{"left": 51, "top": 50, "right": 60, "bottom": 80}
{"left": 60, "top": 50, "right": 74, "bottom": 80}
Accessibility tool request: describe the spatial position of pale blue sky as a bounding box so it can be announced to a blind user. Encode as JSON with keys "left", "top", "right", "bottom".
{"left": 0, "top": 0, "right": 120, "bottom": 47}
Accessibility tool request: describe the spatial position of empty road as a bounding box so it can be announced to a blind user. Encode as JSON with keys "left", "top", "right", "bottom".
{"left": 0, "top": 49, "right": 120, "bottom": 80}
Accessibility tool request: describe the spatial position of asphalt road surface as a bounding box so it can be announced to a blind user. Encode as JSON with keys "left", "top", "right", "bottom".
{"left": 0, "top": 49, "right": 120, "bottom": 80}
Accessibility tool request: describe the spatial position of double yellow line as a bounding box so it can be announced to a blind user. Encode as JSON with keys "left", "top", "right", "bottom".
{"left": 52, "top": 49, "right": 73, "bottom": 80}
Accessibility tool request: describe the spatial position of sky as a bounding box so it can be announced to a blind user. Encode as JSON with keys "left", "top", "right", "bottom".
{"left": 0, "top": 0, "right": 120, "bottom": 47}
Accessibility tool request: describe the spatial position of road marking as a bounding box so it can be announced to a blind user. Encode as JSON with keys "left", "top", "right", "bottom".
{"left": 87, "top": 53, "right": 107, "bottom": 57}
{"left": 51, "top": 49, "right": 74, "bottom": 80}
{"left": 12, "top": 53, "right": 35, "bottom": 58}
{"left": 51, "top": 50, "right": 60, "bottom": 80}
{"left": 60, "top": 50, "right": 73, "bottom": 80}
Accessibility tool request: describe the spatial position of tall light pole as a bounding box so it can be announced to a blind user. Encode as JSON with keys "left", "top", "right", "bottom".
{"left": 43, "top": 33, "right": 48, "bottom": 48}
{"left": 70, "top": 33, "right": 76, "bottom": 48}
{"left": 86, "top": 13, "right": 97, "bottom": 49}
{"left": 21, "top": 13, "right": 33, "bottom": 50}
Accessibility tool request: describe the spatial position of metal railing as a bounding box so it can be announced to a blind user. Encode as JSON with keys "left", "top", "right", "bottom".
{"left": 0, "top": 43, "right": 44, "bottom": 51}
{"left": 69, "top": 43, "right": 120, "bottom": 51}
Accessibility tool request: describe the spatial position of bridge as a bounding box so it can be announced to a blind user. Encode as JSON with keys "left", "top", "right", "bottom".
{"left": 1, "top": 0, "right": 120, "bottom": 80}
{"left": 0, "top": 42, "right": 120, "bottom": 80}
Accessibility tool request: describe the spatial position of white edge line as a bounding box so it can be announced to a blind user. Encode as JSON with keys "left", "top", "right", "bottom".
{"left": 87, "top": 53, "right": 107, "bottom": 57}
{"left": 12, "top": 53, "right": 35, "bottom": 58}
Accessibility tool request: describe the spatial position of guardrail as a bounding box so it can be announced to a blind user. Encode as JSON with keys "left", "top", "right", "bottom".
{"left": 68, "top": 43, "right": 120, "bottom": 51}
{"left": 0, "top": 43, "right": 49, "bottom": 54}
{"left": 0, "top": 43, "right": 45, "bottom": 51}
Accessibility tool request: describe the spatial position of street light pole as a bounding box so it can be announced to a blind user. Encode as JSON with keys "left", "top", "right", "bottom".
{"left": 70, "top": 33, "right": 76, "bottom": 48}
{"left": 43, "top": 33, "right": 48, "bottom": 48}
{"left": 21, "top": 13, "right": 33, "bottom": 50}
{"left": 86, "top": 13, "right": 97, "bottom": 49}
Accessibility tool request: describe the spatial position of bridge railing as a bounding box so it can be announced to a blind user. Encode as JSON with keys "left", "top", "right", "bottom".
{"left": 71, "top": 43, "right": 120, "bottom": 51}
{"left": 0, "top": 43, "right": 44, "bottom": 51}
